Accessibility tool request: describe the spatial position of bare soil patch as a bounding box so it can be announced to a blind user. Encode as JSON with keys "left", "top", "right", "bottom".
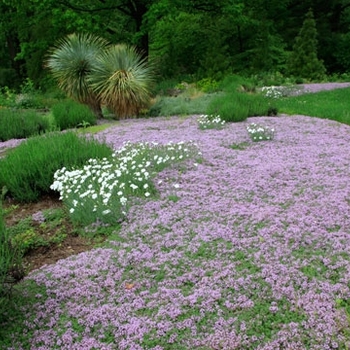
{"left": 4, "top": 197, "right": 98, "bottom": 274}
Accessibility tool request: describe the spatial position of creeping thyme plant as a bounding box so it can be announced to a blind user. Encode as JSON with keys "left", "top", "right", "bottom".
{"left": 51, "top": 140, "right": 201, "bottom": 226}
{"left": 197, "top": 114, "right": 225, "bottom": 130}
{"left": 246, "top": 122, "right": 275, "bottom": 142}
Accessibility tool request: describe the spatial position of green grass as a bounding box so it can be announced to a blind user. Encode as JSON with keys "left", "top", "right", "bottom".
{"left": 276, "top": 87, "right": 350, "bottom": 124}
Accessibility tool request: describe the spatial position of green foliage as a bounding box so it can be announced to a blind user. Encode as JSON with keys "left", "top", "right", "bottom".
{"left": 195, "top": 78, "right": 220, "bottom": 93}
{"left": 0, "top": 201, "right": 23, "bottom": 307}
{"left": 52, "top": 99, "right": 97, "bottom": 130}
{"left": 287, "top": 9, "right": 326, "bottom": 81}
{"left": 4, "top": 0, "right": 350, "bottom": 90}
{"left": 206, "top": 92, "right": 274, "bottom": 122}
{"left": 0, "top": 109, "right": 51, "bottom": 141}
{"left": 7, "top": 208, "right": 67, "bottom": 254}
{"left": 153, "top": 78, "right": 181, "bottom": 96}
{"left": 220, "top": 75, "right": 257, "bottom": 93}
{"left": 276, "top": 87, "right": 350, "bottom": 125}
{"left": 250, "top": 71, "right": 297, "bottom": 87}
{"left": 11, "top": 228, "right": 48, "bottom": 253}
{"left": 229, "top": 142, "right": 250, "bottom": 150}
{"left": 149, "top": 94, "right": 217, "bottom": 117}
{"left": 89, "top": 44, "right": 155, "bottom": 119}
{"left": 0, "top": 87, "right": 17, "bottom": 108}
{"left": 0, "top": 132, "right": 113, "bottom": 202}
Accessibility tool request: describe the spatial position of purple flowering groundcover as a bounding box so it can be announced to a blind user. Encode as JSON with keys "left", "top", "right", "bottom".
{"left": 2, "top": 114, "right": 350, "bottom": 349}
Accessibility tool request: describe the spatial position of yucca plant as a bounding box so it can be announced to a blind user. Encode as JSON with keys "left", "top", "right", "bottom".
{"left": 89, "top": 44, "right": 155, "bottom": 119}
{"left": 46, "top": 33, "right": 108, "bottom": 118}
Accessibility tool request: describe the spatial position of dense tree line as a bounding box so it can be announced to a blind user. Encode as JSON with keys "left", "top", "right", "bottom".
{"left": 1, "top": 0, "right": 350, "bottom": 89}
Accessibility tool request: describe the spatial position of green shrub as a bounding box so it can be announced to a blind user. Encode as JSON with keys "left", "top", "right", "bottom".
{"left": 0, "top": 87, "right": 17, "bottom": 108}
{"left": 52, "top": 99, "right": 97, "bottom": 130}
{"left": 148, "top": 94, "right": 219, "bottom": 117}
{"left": 207, "top": 92, "right": 275, "bottom": 122}
{"left": 195, "top": 78, "right": 220, "bottom": 93}
{"left": 220, "top": 75, "right": 257, "bottom": 94}
{"left": 0, "top": 109, "right": 51, "bottom": 141}
{"left": 0, "top": 132, "right": 113, "bottom": 202}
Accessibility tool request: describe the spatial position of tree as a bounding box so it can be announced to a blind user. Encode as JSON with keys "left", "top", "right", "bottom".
{"left": 46, "top": 33, "right": 108, "bottom": 118}
{"left": 287, "top": 8, "right": 326, "bottom": 80}
{"left": 46, "top": 33, "right": 154, "bottom": 119}
{"left": 89, "top": 44, "right": 155, "bottom": 118}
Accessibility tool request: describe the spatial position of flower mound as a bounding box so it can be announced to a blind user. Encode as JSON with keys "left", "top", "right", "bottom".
{"left": 5, "top": 115, "right": 350, "bottom": 349}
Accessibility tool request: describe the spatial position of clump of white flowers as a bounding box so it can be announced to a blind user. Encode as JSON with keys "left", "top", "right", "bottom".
{"left": 197, "top": 114, "right": 225, "bottom": 130}
{"left": 51, "top": 140, "right": 201, "bottom": 226}
{"left": 246, "top": 122, "right": 275, "bottom": 142}
{"left": 261, "top": 86, "right": 283, "bottom": 99}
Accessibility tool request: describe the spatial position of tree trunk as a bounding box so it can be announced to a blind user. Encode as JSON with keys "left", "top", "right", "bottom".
{"left": 88, "top": 102, "right": 104, "bottom": 119}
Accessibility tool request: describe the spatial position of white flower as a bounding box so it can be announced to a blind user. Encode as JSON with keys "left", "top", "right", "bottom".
{"left": 102, "top": 209, "right": 111, "bottom": 215}
{"left": 145, "top": 192, "right": 150, "bottom": 197}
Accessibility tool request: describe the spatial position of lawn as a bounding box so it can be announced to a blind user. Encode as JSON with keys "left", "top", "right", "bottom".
{"left": 2, "top": 113, "right": 350, "bottom": 349}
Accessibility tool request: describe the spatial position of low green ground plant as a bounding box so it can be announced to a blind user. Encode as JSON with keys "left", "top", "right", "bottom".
{"left": 0, "top": 132, "right": 113, "bottom": 202}
{"left": 0, "top": 109, "right": 51, "bottom": 141}
{"left": 6, "top": 208, "right": 69, "bottom": 254}
{"left": 52, "top": 99, "right": 97, "bottom": 130}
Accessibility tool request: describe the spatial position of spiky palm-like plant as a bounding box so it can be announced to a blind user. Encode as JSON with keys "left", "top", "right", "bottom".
{"left": 46, "top": 33, "right": 108, "bottom": 118}
{"left": 89, "top": 44, "right": 154, "bottom": 119}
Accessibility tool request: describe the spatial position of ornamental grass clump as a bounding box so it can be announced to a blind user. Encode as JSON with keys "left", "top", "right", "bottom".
{"left": 52, "top": 99, "right": 97, "bottom": 130}
{"left": 197, "top": 114, "right": 225, "bottom": 130}
{"left": 246, "top": 122, "right": 275, "bottom": 141}
{"left": 51, "top": 140, "right": 200, "bottom": 226}
{"left": 0, "top": 109, "right": 50, "bottom": 141}
{"left": 0, "top": 132, "right": 113, "bottom": 202}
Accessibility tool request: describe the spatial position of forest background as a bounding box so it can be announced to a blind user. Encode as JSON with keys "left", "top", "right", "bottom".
{"left": 2, "top": 0, "right": 350, "bottom": 90}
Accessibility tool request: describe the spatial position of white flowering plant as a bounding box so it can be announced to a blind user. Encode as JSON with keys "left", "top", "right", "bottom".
{"left": 261, "top": 86, "right": 283, "bottom": 99}
{"left": 197, "top": 114, "right": 225, "bottom": 130}
{"left": 246, "top": 122, "right": 275, "bottom": 142}
{"left": 261, "top": 85, "right": 305, "bottom": 98}
{"left": 50, "top": 141, "right": 201, "bottom": 226}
